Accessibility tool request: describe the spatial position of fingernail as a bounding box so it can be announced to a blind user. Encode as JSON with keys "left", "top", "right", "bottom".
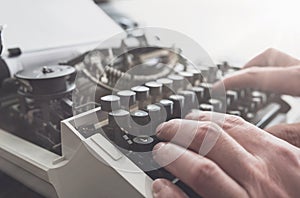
{"left": 152, "top": 142, "right": 165, "bottom": 153}
{"left": 156, "top": 122, "right": 165, "bottom": 135}
{"left": 152, "top": 179, "right": 165, "bottom": 197}
{"left": 152, "top": 142, "right": 165, "bottom": 160}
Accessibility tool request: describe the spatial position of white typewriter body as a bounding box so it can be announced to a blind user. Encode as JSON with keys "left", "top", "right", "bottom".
{"left": 0, "top": 107, "right": 153, "bottom": 198}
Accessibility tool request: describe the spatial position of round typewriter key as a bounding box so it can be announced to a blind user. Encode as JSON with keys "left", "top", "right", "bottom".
{"left": 117, "top": 90, "right": 136, "bottom": 108}
{"left": 199, "top": 82, "right": 212, "bottom": 100}
{"left": 187, "top": 68, "right": 202, "bottom": 84}
{"left": 133, "top": 136, "right": 154, "bottom": 145}
{"left": 252, "top": 91, "right": 267, "bottom": 104}
{"left": 145, "top": 81, "right": 162, "bottom": 96}
{"left": 199, "top": 103, "right": 214, "bottom": 111}
{"left": 251, "top": 97, "right": 262, "bottom": 110}
{"left": 131, "top": 110, "right": 150, "bottom": 126}
{"left": 246, "top": 112, "right": 255, "bottom": 120}
{"left": 226, "top": 90, "right": 238, "bottom": 106}
{"left": 156, "top": 78, "right": 173, "bottom": 97}
{"left": 130, "top": 110, "right": 153, "bottom": 145}
{"left": 178, "top": 90, "right": 196, "bottom": 103}
{"left": 227, "top": 110, "right": 241, "bottom": 117}
{"left": 199, "top": 67, "right": 209, "bottom": 78}
{"left": 178, "top": 71, "right": 194, "bottom": 86}
{"left": 156, "top": 78, "right": 173, "bottom": 88}
{"left": 108, "top": 109, "right": 130, "bottom": 130}
{"left": 168, "top": 74, "right": 184, "bottom": 92}
{"left": 189, "top": 86, "right": 205, "bottom": 103}
{"left": 236, "top": 105, "right": 248, "bottom": 117}
{"left": 159, "top": 99, "right": 174, "bottom": 120}
{"left": 169, "top": 94, "right": 185, "bottom": 118}
{"left": 100, "top": 95, "right": 121, "bottom": 112}
{"left": 146, "top": 104, "right": 163, "bottom": 130}
{"left": 208, "top": 98, "right": 222, "bottom": 112}
{"left": 146, "top": 104, "right": 161, "bottom": 117}
{"left": 178, "top": 90, "right": 197, "bottom": 114}
{"left": 131, "top": 86, "right": 149, "bottom": 101}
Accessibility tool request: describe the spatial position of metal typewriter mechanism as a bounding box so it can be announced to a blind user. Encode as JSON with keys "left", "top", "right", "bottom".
{"left": 0, "top": 28, "right": 290, "bottom": 198}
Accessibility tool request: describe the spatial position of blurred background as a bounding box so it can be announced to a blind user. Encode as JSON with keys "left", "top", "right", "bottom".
{"left": 99, "top": 0, "right": 300, "bottom": 65}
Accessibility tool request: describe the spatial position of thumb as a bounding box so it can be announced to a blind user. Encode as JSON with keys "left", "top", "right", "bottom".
{"left": 265, "top": 123, "right": 300, "bottom": 148}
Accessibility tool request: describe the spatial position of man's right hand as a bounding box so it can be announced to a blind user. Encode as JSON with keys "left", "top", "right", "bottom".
{"left": 215, "top": 48, "right": 300, "bottom": 96}
{"left": 216, "top": 65, "right": 300, "bottom": 96}
{"left": 214, "top": 48, "right": 300, "bottom": 148}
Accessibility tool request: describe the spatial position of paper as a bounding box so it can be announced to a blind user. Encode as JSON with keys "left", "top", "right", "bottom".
{"left": 0, "top": 0, "right": 123, "bottom": 53}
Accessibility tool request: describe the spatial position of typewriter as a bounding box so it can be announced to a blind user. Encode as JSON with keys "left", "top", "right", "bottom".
{"left": 0, "top": 29, "right": 290, "bottom": 197}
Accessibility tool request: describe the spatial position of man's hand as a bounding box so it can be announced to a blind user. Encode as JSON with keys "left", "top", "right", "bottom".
{"left": 265, "top": 123, "right": 300, "bottom": 148}
{"left": 243, "top": 48, "right": 300, "bottom": 68}
{"left": 214, "top": 48, "right": 300, "bottom": 96}
{"left": 215, "top": 65, "right": 300, "bottom": 96}
{"left": 152, "top": 111, "right": 300, "bottom": 198}
{"left": 213, "top": 48, "right": 300, "bottom": 149}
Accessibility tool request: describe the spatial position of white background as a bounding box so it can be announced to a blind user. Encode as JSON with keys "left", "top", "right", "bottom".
{"left": 109, "top": 0, "right": 300, "bottom": 65}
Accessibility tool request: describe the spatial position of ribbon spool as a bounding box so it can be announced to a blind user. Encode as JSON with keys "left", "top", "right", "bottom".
{"left": 15, "top": 65, "right": 76, "bottom": 99}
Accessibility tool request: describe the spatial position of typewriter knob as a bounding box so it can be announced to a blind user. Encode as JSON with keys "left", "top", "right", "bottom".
{"left": 189, "top": 86, "right": 205, "bottom": 103}
{"left": 131, "top": 110, "right": 150, "bottom": 126}
{"left": 178, "top": 71, "right": 194, "bottom": 86}
{"left": 208, "top": 98, "right": 222, "bottom": 112}
{"left": 131, "top": 86, "right": 149, "bottom": 101}
{"left": 168, "top": 74, "right": 184, "bottom": 92}
{"left": 108, "top": 109, "right": 130, "bottom": 130}
{"left": 158, "top": 99, "right": 174, "bottom": 120}
{"left": 117, "top": 90, "right": 136, "bottom": 108}
{"left": 100, "top": 95, "right": 121, "bottom": 112}
{"left": 169, "top": 94, "right": 185, "bottom": 118}
{"left": 156, "top": 78, "right": 173, "bottom": 97}
{"left": 145, "top": 81, "right": 163, "bottom": 101}
{"left": 199, "top": 103, "right": 214, "bottom": 111}
{"left": 199, "top": 82, "right": 212, "bottom": 100}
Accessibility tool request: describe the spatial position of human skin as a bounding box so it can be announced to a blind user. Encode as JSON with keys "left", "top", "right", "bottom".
{"left": 151, "top": 49, "right": 300, "bottom": 197}
{"left": 152, "top": 111, "right": 300, "bottom": 198}
{"left": 215, "top": 48, "right": 300, "bottom": 147}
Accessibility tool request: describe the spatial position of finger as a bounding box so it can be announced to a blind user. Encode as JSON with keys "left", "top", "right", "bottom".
{"left": 155, "top": 119, "right": 255, "bottom": 182}
{"left": 215, "top": 66, "right": 300, "bottom": 96}
{"left": 243, "top": 48, "right": 300, "bottom": 68}
{"left": 185, "top": 110, "right": 266, "bottom": 151}
{"left": 265, "top": 123, "right": 300, "bottom": 148}
{"left": 153, "top": 143, "right": 249, "bottom": 198}
{"left": 152, "top": 178, "right": 188, "bottom": 198}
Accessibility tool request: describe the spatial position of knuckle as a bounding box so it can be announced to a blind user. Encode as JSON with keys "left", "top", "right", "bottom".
{"left": 226, "top": 114, "right": 245, "bottom": 124}
{"left": 198, "top": 122, "right": 220, "bottom": 134}
{"left": 241, "top": 159, "right": 267, "bottom": 186}
{"left": 191, "top": 159, "right": 219, "bottom": 184}
{"left": 222, "top": 115, "right": 245, "bottom": 130}
{"left": 274, "top": 145, "right": 300, "bottom": 167}
{"left": 195, "top": 122, "right": 222, "bottom": 143}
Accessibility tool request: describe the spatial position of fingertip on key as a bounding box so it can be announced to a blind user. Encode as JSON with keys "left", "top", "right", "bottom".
{"left": 152, "top": 179, "right": 166, "bottom": 197}
{"left": 156, "top": 122, "right": 165, "bottom": 135}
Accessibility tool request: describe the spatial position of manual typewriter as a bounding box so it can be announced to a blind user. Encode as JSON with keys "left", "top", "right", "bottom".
{"left": 62, "top": 29, "right": 290, "bottom": 197}
{"left": 0, "top": 29, "right": 290, "bottom": 197}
